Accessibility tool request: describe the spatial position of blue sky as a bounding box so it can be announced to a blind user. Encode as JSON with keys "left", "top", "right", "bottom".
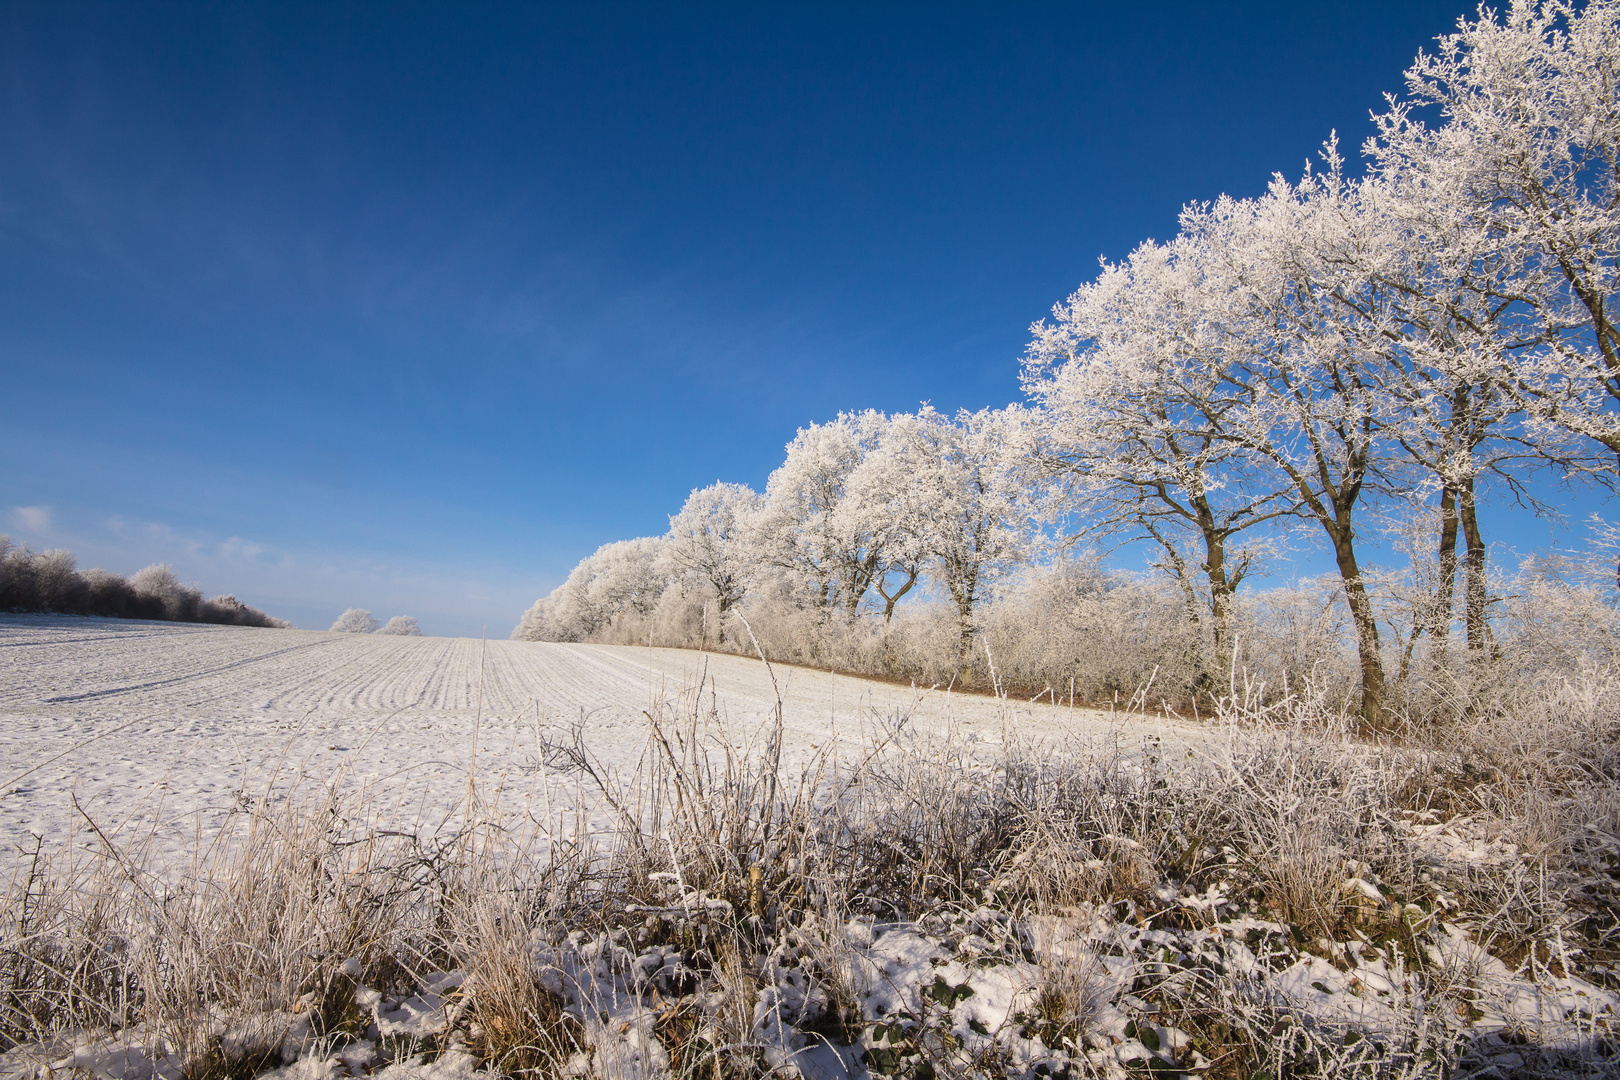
{"left": 4, "top": 1, "right": 1603, "bottom": 636}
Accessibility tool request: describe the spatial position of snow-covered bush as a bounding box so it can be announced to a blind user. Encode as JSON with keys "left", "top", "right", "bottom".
{"left": 377, "top": 615, "right": 421, "bottom": 636}
{"left": 329, "top": 607, "right": 381, "bottom": 633}
{"left": 981, "top": 559, "right": 1202, "bottom": 704}
{"left": 129, "top": 564, "right": 204, "bottom": 621}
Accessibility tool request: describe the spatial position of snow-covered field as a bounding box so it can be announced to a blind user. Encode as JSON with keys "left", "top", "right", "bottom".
{"left": 3, "top": 616, "right": 1613, "bottom": 1079}
{"left": 0, "top": 615, "right": 1195, "bottom": 870}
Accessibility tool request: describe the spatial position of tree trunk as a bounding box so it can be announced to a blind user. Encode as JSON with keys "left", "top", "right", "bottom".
{"left": 949, "top": 564, "right": 979, "bottom": 666}
{"left": 1204, "top": 533, "right": 1236, "bottom": 682}
{"left": 1433, "top": 482, "right": 1459, "bottom": 649}
{"left": 877, "top": 566, "right": 919, "bottom": 624}
{"left": 1174, "top": 556, "right": 1208, "bottom": 689}
{"left": 1146, "top": 525, "right": 1207, "bottom": 690}
{"left": 843, "top": 553, "right": 881, "bottom": 617}
{"left": 1327, "top": 520, "right": 1385, "bottom": 726}
{"left": 1459, "top": 476, "right": 1488, "bottom": 655}
{"left": 1189, "top": 491, "right": 1242, "bottom": 690}
{"left": 956, "top": 600, "right": 974, "bottom": 664}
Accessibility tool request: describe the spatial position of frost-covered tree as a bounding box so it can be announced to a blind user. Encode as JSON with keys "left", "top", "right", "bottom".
{"left": 379, "top": 615, "right": 421, "bottom": 636}
{"left": 1025, "top": 158, "right": 1402, "bottom": 717}
{"left": 514, "top": 536, "right": 669, "bottom": 642}
{"left": 21, "top": 547, "right": 83, "bottom": 613}
{"left": 1360, "top": 0, "right": 1620, "bottom": 607}
{"left": 881, "top": 406, "right": 1034, "bottom": 660}
{"left": 1176, "top": 165, "right": 1401, "bottom": 722}
{"left": 1366, "top": 0, "right": 1620, "bottom": 461}
{"left": 1023, "top": 234, "right": 1297, "bottom": 679}
{"left": 1022, "top": 2, "right": 1620, "bottom": 716}
{"left": 330, "top": 607, "right": 381, "bottom": 633}
{"left": 665, "top": 483, "right": 762, "bottom": 621}
{"left": 756, "top": 411, "right": 891, "bottom": 615}
{"left": 1316, "top": 164, "right": 1590, "bottom": 657}
{"left": 845, "top": 418, "right": 936, "bottom": 622}
{"left": 130, "top": 564, "right": 189, "bottom": 617}
{"left": 585, "top": 536, "right": 669, "bottom": 620}
{"left": 1347, "top": 196, "right": 1524, "bottom": 654}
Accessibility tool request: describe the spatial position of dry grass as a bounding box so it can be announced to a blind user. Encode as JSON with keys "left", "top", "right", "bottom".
{"left": 3, "top": 663, "right": 1618, "bottom": 1080}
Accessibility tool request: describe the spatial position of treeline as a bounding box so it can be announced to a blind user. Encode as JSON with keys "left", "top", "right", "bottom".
{"left": 513, "top": 407, "right": 1046, "bottom": 677}
{"left": 0, "top": 536, "right": 288, "bottom": 628}
{"left": 514, "top": 462, "right": 1618, "bottom": 714}
{"left": 518, "top": 3, "right": 1620, "bottom": 727}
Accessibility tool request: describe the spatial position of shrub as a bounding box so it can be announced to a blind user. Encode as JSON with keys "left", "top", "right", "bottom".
{"left": 330, "top": 608, "right": 381, "bottom": 633}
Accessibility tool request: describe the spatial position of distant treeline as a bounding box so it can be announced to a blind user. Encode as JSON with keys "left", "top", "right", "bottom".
{"left": 0, "top": 536, "right": 288, "bottom": 628}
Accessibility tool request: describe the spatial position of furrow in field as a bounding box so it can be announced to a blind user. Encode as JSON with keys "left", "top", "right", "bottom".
{"left": 0, "top": 616, "right": 1202, "bottom": 871}
{"left": 0, "top": 626, "right": 282, "bottom": 708}
{"left": 238, "top": 635, "right": 400, "bottom": 715}
{"left": 0, "top": 624, "right": 220, "bottom": 649}
{"left": 42, "top": 637, "right": 336, "bottom": 703}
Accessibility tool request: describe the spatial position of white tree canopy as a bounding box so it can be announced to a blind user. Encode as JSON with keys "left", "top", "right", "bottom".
{"left": 379, "top": 615, "right": 422, "bottom": 636}
{"left": 514, "top": 536, "right": 669, "bottom": 642}
{"left": 881, "top": 406, "right": 1034, "bottom": 658}
{"left": 664, "top": 483, "right": 761, "bottom": 617}
{"left": 756, "top": 410, "right": 891, "bottom": 615}
{"left": 330, "top": 608, "right": 380, "bottom": 633}
{"left": 1366, "top": 0, "right": 1620, "bottom": 456}
{"left": 845, "top": 416, "right": 936, "bottom": 621}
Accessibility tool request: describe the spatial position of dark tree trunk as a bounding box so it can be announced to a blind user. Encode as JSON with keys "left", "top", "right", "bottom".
{"left": 1459, "top": 476, "right": 1488, "bottom": 655}
{"left": 842, "top": 552, "right": 882, "bottom": 617}
{"left": 1326, "top": 516, "right": 1385, "bottom": 726}
{"left": 877, "top": 565, "right": 919, "bottom": 624}
{"left": 1434, "top": 482, "right": 1460, "bottom": 649}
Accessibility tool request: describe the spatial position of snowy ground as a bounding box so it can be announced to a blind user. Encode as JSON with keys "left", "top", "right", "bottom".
{"left": 4, "top": 616, "right": 1613, "bottom": 1079}
{"left": 0, "top": 615, "right": 1202, "bottom": 871}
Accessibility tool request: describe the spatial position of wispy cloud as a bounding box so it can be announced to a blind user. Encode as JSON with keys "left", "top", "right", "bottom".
{"left": 10, "top": 505, "right": 52, "bottom": 533}
{"left": 220, "top": 535, "right": 271, "bottom": 562}
{"left": 108, "top": 516, "right": 286, "bottom": 565}
{"left": 140, "top": 520, "right": 203, "bottom": 557}
{"left": 80, "top": 511, "right": 539, "bottom": 635}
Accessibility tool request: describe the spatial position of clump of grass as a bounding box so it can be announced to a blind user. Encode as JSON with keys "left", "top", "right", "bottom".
{"left": 1022, "top": 916, "right": 1110, "bottom": 1056}
{"left": 458, "top": 914, "right": 578, "bottom": 1078}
